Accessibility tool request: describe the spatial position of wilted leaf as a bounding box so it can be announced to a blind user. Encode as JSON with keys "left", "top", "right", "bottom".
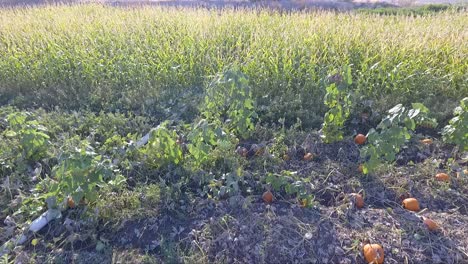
{"left": 388, "top": 104, "right": 403, "bottom": 114}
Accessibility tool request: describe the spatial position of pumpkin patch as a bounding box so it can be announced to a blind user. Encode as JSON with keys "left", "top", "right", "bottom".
{"left": 0, "top": 6, "right": 466, "bottom": 264}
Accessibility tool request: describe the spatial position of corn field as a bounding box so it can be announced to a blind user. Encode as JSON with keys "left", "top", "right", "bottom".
{"left": 0, "top": 5, "right": 466, "bottom": 127}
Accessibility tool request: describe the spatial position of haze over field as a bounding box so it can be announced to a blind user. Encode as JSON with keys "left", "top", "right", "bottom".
{"left": 1, "top": 0, "right": 467, "bottom": 8}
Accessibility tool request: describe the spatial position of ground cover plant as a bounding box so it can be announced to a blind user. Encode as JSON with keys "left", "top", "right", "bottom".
{"left": 0, "top": 4, "right": 467, "bottom": 264}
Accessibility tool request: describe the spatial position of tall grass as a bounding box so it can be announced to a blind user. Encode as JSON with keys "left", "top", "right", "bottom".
{"left": 358, "top": 4, "right": 465, "bottom": 16}
{"left": 0, "top": 5, "right": 466, "bottom": 127}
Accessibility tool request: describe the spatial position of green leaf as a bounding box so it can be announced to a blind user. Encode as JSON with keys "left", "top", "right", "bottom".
{"left": 411, "top": 103, "right": 429, "bottom": 113}
{"left": 362, "top": 165, "right": 369, "bottom": 174}
{"left": 345, "top": 65, "right": 352, "bottom": 85}
{"left": 4, "top": 130, "right": 17, "bottom": 137}
{"left": 404, "top": 118, "right": 416, "bottom": 131}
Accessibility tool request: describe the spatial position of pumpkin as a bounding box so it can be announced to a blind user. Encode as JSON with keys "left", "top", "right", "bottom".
{"left": 435, "top": 173, "right": 450, "bottom": 182}
{"left": 420, "top": 138, "right": 433, "bottom": 145}
{"left": 262, "top": 191, "right": 274, "bottom": 204}
{"left": 402, "top": 198, "right": 420, "bottom": 212}
{"left": 351, "top": 193, "right": 364, "bottom": 209}
{"left": 303, "top": 153, "right": 314, "bottom": 161}
{"left": 423, "top": 217, "right": 439, "bottom": 231}
{"left": 363, "top": 243, "right": 384, "bottom": 264}
{"left": 354, "top": 134, "right": 367, "bottom": 145}
{"left": 67, "top": 197, "right": 76, "bottom": 209}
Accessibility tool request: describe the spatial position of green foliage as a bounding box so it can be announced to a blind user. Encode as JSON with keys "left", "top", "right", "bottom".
{"left": 185, "top": 69, "right": 253, "bottom": 170}
{"left": 442, "top": 97, "right": 468, "bottom": 151}
{"left": 3, "top": 112, "right": 50, "bottom": 162}
{"left": 95, "top": 188, "right": 142, "bottom": 221}
{"left": 186, "top": 119, "right": 237, "bottom": 170}
{"left": 265, "top": 171, "right": 315, "bottom": 208}
{"left": 321, "top": 66, "right": 353, "bottom": 143}
{"left": 203, "top": 69, "right": 257, "bottom": 139}
{"left": 0, "top": 253, "right": 13, "bottom": 264}
{"left": 16, "top": 142, "right": 122, "bottom": 219}
{"left": 45, "top": 143, "right": 120, "bottom": 208}
{"left": 205, "top": 171, "right": 242, "bottom": 200}
{"left": 140, "top": 122, "right": 184, "bottom": 169}
{"left": 138, "top": 184, "right": 161, "bottom": 209}
{"left": 361, "top": 103, "right": 437, "bottom": 174}
{"left": 269, "top": 132, "right": 289, "bottom": 161}
{"left": 0, "top": 109, "right": 149, "bottom": 222}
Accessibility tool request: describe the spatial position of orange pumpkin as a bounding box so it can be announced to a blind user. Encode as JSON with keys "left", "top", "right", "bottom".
{"left": 420, "top": 138, "right": 433, "bottom": 145}
{"left": 402, "top": 198, "right": 420, "bottom": 212}
{"left": 262, "top": 191, "right": 274, "bottom": 204}
{"left": 303, "top": 153, "right": 314, "bottom": 161}
{"left": 351, "top": 193, "right": 364, "bottom": 209}
{"left": 363, "top": 243, "right": 384, "bottom": 264}
{"left": 67, "top": 197, "right": 76, "bottom": 209}
{"left": 354, "top": 134, "right": 367, "bottom": 145}
{"left": 435, "top": 173, "right": 450, "bottom": 182}
{"left": 423, "top": 217, "right": 439, "bottom": 231}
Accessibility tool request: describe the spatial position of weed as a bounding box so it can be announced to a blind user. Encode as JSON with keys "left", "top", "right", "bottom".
{"left": 321, "top": 66, "right": 353, "bottom": 143}
{"left": 442, "top": 97, "right": 468, "bottom": 151}
{"left": 361, "top": 103, "right": 437, "bottom": 173}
